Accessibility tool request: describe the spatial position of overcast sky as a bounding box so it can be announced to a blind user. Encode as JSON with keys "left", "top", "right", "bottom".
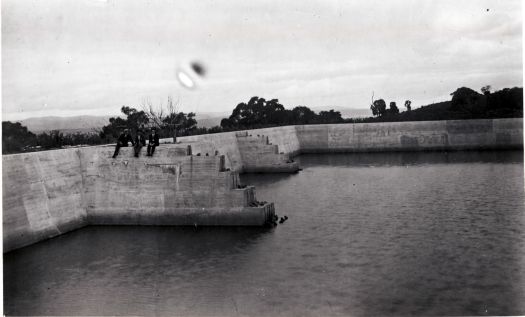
{"left": 2, "top": 0, "right": 522, "bottom": 121}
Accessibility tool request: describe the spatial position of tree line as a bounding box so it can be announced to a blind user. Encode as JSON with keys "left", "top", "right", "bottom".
{"left": 364, "top": 86, "right": 522, "bottom": 123}
{"left": 2, "top": 86, "right": 522, "bottom": 154}
{"left": 2, "top": 97, "right": 200, "bottom": 154}
{"left": 219, "top": 97, "right": 345, "bottom": 129}
{"left": 2, "top": 122, "right": 105, "bottom": 154}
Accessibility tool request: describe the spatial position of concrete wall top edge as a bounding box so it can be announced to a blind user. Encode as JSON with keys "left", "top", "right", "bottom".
{"left": 3, "top": 143, "right": 190, "bottom": 158}
{"left": 3, "top": 118, "right": 522, "bottom": 159}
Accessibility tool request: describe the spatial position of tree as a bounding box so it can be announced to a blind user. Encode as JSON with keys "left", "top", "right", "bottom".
{"left": 101, "top": 102, "right": 196, "bottom": 143}
{"left": 291, "top": 106, "right": 317, "bottom": 124}
{"left": 481, "top": 85, "right": 492, "bottom": 95}
{"left": 450, "top": 87, "right": 483, "bottom": 116}
{"left": 404, "top": 100, "right": 411, "bottom": 111}
{"left": 121, "top": 106, "right": 149, "bottom": 129}
{"left": 485, "top": 87, "right": 523, "bottom": 118}
{"left": 264, "top": 98, "right": 288, "bottom": 125}
{"left": 142, "top": 96, "right": 177, "bottom": 127}
{"left": 225, "top": 97, "right": 290, "bottom": 128}
{"left": 228, "top": 101, "right": 254, "bottom": 127}
{"left": 162, "top": 111, "right": 197, "bottom": 138}
{"left": 371, "top": 99, "right": 387, "bottom": 117}
{"left": 317, "top": 110, "right": 344, "bottom": 123}
{"left": 223, "top": 96, "right": 345, "bottom": 128}
{"left": 142, "top": 96, "right": 177, "bottom": 141}
{"left": 140, "top": 96, "right": 200, "bottom": 142}
{"left": 36, "top": 130, "right": 65, "bottom": 149}
{"left": 2, "top": 121, "right": 37, "bottom": 154}
{"left": 100, "top": 106, "right": 149, "bottom": 142}
{"left": 220, "top": 117, "right": 234, "bottom": 129}
{"left": 207, "top": 126, "right": 223, "bottom": 134}
{"left": 389, "top": 102, "right": 399, "bottom": 115}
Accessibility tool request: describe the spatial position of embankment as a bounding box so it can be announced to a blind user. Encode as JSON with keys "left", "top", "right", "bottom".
{"left": 177, "top": 118, "right": 523, "bottom": 172}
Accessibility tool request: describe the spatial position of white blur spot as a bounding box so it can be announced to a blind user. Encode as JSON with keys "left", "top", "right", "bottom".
{"left": 87, "top": 0, "right": 108, "bottom": 7}
{"left": 177, "top": 71, "right": 195, "bottom": 89}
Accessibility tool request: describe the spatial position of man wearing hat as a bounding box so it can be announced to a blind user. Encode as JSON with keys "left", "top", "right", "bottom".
{"left": 147, "top": 127, "right": 160, "bottom": 157}
{"left": 112, "top": 128, "right": 134, "bottom": 158}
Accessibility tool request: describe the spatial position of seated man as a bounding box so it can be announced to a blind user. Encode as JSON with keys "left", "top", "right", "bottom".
{"left": 134, "top": 127, "right": 146, "bottom": 157}
{"left": 112, "top": 129, "right": 134, "bottom": 158}
{"left": 147, "top": 127, "right": 160, "bottom": 157}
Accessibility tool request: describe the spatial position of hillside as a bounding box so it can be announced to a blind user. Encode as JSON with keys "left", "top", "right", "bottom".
{"left": 16, "top": 112, "right": 232, "bottom": 132}
{"left": 351, "top": 87, "right": 523, "bottom": 123}
{"left": 20, "top": 115, "right": 112, "bottom": 134}
{"left": 16, "top": 107, "right": 373, "bottom": 132}
{"left": 11, "top": 87, "right": 522, "bottom": 134}
{"left": 194, "top": 112, "right": 229, "bottom": 128}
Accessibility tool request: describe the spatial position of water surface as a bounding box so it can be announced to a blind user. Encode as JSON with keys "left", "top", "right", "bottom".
{"left": 4, "top": 151, "right": 525, "bottom": 316}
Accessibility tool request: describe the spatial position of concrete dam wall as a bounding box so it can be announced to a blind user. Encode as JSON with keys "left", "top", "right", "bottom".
{"left": 179, "top": 127, "right": 301, "bottom": 173}
{"left": 3, "top": 145, "right": 275, "bottom": 252}
{"left": 177, "top": 118, "right": 523, "bottom": 172}
{"left": 3, "top": 118, "right": 521, "bottom": 252}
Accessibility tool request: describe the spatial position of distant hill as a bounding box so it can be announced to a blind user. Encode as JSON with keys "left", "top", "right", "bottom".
{"left": 194, "top": 112, "right": 229, "bottom": 128}
{"left": 16, "top": 112, "right": 231, "bottom": 133}
{"left": 404, "top": 101, "right": 452, "bottom": 121}
{"left": 309, "top": 106, "right": 370, "bottom": 118}
{"left": 356, "top": 86, "right": 523, "bottom": 123}
{"left": 13, "top": 86, "right": 521, "bottom": 134}
{"left": 14, "top": 106, "right": 371, "bottom": 133}
{"left": 19, "top": 116, "right": 112, "bottom": 134}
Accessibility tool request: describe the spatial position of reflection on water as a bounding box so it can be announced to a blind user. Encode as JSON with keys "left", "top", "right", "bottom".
{"left": 298, "top": 150, "right": 524, "bottom": 167}
{"left": 4, "top": 226, "right": 273, "bottom": 316}
{"left": 4, "top": 151, "right": 525, "bottom": 316}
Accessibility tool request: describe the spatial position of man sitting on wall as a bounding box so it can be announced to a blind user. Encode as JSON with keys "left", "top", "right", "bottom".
{"left": 112, "top": 129, "right": 134, "bottom": 158}
{"left": 147, "top": 127, "right": 160, "bottom": 157}
{"left": 134, "top": 126, "right": 147, "bottom": 157}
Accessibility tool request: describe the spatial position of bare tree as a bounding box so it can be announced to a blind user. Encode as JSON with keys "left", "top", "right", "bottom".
{"left": 404, "top": 100, "right": 412, "bottom": 111}
{"left": 141, "top": 96, "right": 181, "bottom": 143}
{"left": 370, "top": 91, "right": 376, "bottom": 116}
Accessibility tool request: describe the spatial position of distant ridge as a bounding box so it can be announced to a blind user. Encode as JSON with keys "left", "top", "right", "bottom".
{"left": 14, "top": 113, "right": 231, "bottom": 132}
{"left": 309, "top": 106, "right": 370, "bottom": 118}
{"left": 19, "top": 115, "right": 112, "bottom": 134}
{"left": 12, "top": 107, "right": 372, "bottom": 133}
{"left": 15, "top": 113, "right": 228, "bottom": 133}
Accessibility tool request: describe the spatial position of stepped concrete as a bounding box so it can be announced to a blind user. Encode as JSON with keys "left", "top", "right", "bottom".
{"left": 177, "top": 118, "right": 523, "bottom": 171}
{"left": 236, "top": 132, "right": 300, "bottom": 173}
{"left": 4, "top": 118, "right": 522, "bottom": 252}
{"left": 3, "top": 144, "right": 274, "bottom": 252}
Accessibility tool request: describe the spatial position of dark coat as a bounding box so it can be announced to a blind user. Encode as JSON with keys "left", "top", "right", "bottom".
{"left": 148, "top": 133, "right": 160, "bottom": 146}
{"left": 135, "top": 132, "right": 146, "bottom": 146}
{"left": 117, "top": 132, "right": 134, "bottom": 146}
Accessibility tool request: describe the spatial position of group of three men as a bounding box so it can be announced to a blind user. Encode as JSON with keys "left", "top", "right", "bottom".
{"left": 112, "top": 127, "right": 160, "bottom": 158}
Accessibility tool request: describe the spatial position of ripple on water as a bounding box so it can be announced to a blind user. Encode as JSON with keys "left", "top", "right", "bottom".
{"left": 4, "top": 151, "right": 525, "bottom": 316}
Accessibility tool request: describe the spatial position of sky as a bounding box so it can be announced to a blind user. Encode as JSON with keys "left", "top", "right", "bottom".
{"left": 1, "top": 0, "right": 522, "bottom": 121}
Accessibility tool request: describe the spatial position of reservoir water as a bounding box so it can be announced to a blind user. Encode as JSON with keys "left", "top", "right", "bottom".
{"left": 4, "top": 151, "right": 525, "bottom": 316}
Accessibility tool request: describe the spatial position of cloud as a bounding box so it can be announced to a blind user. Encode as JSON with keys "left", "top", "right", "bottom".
{"left": 2, "top": 0, "right": 522, "bottom": 120}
